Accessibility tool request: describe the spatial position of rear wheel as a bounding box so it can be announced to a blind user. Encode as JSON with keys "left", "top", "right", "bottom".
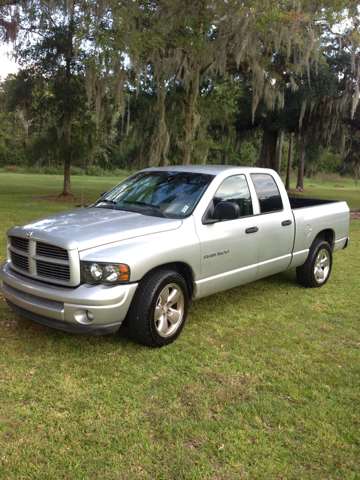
{"left": 128, "top": 268, "right": 189, "bottom": 347}
{"left": 296, "top": 239, "right": 332, "bottom": 288}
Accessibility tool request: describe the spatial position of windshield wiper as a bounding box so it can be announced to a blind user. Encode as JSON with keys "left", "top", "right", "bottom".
{"left": 123, "top": 200, "right": 167, "bottom": 218}
{"left": 96, "top": 199, "right": 118, "bottom": 208}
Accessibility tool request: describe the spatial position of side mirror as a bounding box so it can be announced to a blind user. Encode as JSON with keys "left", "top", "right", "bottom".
{"left": 100, "top": 191, "right": 108, "bottom": 197}
{"left": 213, "top": 201, "right": 240, "bottom": 221}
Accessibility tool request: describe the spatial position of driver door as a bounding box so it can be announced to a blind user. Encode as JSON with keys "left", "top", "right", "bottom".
{"left": 195, "top": 174, "right": 260, "bottom": 298}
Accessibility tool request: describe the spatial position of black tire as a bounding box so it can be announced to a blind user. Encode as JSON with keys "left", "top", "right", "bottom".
{"left": 296, "top": 239, "right": 332, "bottom": 288}
{"left": 128, "top": 268, "right": 189, "bottom": 347}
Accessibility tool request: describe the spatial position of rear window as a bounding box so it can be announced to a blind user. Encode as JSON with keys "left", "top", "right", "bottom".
{"left": 251, "top": 174, "right": 283, "bottom": 213}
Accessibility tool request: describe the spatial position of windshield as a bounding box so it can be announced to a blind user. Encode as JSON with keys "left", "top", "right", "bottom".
{"left": 94, "top": 171, "right": 214, "bottom": 219}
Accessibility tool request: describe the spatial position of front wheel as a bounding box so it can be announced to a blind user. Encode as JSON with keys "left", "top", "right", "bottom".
{"left": 128, "top": 268, "right": 189, "bottom": 347}
{"left": 296, "top": 239, "right": 332, "bottom": 288}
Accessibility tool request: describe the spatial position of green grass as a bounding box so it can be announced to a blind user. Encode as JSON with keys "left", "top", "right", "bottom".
{"left": 285, "top": 173, "right": 360, "bottom": 211}
{"left": 0, "top": 173, "right": 359, "bottom": 479}
{"left": 0, "top": 174, "right": 128, "bottom": 265}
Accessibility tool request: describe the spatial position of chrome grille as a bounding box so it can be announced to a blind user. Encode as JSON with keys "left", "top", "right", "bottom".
{"left": 36, "top": 260, "right": 70, "bottom": 281}
{"left": 8, "top": 236, "right": 74, "bottom": 285}
{"left": 10, "top": 236, "right": 29, "bottom": 252}
{"left": 10, "top": 251, "right": 29, "bottom": 271}
{"left": 36, "top": 242, "right": 69, "bottom": 260}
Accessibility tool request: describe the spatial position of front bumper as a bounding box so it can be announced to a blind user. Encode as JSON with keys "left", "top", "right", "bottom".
{"left": 0, "top": 262, "right": 138, "bottom": 335}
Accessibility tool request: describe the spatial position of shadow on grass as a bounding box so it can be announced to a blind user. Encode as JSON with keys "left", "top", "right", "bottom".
{"left": 2, "top": 268, "right": 303, "bottom": 350}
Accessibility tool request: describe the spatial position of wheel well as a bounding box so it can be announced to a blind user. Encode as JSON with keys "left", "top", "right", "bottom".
{"left": 146, "top": 262, "right": 195, "bottom": 299}
{"left": 314, "top": 229, "right": 335, "bottom": 250}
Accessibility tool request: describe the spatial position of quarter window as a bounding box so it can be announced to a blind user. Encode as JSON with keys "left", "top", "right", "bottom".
{"left": 251, "top": 174, "right": 283, "bottom": 213}
{"left": 214, "top": 175, "right": 253, "bottom": 217}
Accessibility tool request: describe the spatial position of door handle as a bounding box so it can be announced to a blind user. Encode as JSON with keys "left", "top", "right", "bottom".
{"left": 245, "top": 227, "right": 258, "bottom": 234}
{"left": 282, "top": 220, "right": 292, "bottom": 226}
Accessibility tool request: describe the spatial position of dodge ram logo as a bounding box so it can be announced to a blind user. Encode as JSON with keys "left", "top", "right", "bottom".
{"left": 204, "top": 250, "right": 230, "bottom": 259}
{"left": 27, "top": 231, "right": 33, "bottom": 237}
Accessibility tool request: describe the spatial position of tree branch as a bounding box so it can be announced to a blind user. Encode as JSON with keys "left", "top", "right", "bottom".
{"left": 0, "top": 0, "right": 21, "bottom": 6}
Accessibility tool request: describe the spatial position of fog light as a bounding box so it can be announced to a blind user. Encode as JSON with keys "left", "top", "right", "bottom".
{"left": 74, "top": 309, "right": 93, "bottom": 325}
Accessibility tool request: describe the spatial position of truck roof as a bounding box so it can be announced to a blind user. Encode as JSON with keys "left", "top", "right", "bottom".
{"left": 144, "top": 165, "right": 275, "bottom": 176}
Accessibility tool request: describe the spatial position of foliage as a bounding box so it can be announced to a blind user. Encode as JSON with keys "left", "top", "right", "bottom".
{"left": 0, "top": 0, "right": 359, "bottom": 183}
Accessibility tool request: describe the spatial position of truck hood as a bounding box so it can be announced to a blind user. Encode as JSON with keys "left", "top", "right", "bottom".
{"left": 7, "top": 207, "right": 182, "bottom": 251}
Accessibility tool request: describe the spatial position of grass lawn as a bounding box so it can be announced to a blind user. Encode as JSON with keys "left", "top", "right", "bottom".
{"left": 0, "top": 173, "right": 359, "bottom": 479}
{"left": 282, "top": 172, "right": 360, "bottom": 211}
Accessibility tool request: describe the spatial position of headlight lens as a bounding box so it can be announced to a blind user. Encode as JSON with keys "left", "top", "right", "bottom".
{"left": 90, "top": 263, "right": 103, "bottom": 280}
{"left": 82, "top": 262, "right": 130, "bottom": 284}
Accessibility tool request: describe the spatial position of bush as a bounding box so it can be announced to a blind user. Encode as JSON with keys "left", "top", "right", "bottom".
{"left": 0, "top": 164, "right": 135, "bottom": 177}
{"left": 4, "top": 165, "right": 19, "bottom": 172}
{"left": 85, "top": 165, "right": 104, "bottom": 176}
{"left": 111, "top": 168, "right": 132, "bottom": 177}
{"left": 44, "top": 165, "right": 63, "bottom": 175}
{"left": 70, "top": 166, "right": 86, "bottom": 176}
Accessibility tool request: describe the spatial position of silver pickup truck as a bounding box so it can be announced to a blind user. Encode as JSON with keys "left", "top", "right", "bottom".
{"left": 0, "top": 166, "right": 350, "bottom": 347}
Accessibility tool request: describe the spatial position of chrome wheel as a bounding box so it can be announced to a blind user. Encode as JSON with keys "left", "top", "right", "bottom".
{"left": 128, "top": 268, "right": 189, "bottom": 347}
{"left": 297, "top": 239, "right": 332, "bottom": 288}
{"left": 314, "top": 248, "right": 331, "bottom": 284}
{"left": 154, "top": 283, "right": 185, "bottom": 338}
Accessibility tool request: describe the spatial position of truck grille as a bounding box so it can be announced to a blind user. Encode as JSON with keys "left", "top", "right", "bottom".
{"left": 10, "top": 236, "right": 29, "bottom": 252}
{"left": 8, "top": 236, "right": 75, "bottom": 285}
{"left": 36, "top": 260, "right": 70, "bottom": 281}
{"left": 36, "top": 242, "right": 69, "bottom": 260}
{"left": 10, "top": 251, "right": 29, "bottom": 271}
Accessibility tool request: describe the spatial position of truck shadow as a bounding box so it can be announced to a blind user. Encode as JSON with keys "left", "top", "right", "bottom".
{"left": 0, "top": 269, "right": 307, "bottom": 348}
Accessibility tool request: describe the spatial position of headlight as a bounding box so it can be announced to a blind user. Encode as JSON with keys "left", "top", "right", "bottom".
{"left": 81, "top": 262, "right": 130, "bottom": 284}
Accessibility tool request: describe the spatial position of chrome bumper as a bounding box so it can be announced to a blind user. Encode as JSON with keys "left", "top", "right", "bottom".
{"left": 0, "top": 261, "right": 138, "bottom": 335}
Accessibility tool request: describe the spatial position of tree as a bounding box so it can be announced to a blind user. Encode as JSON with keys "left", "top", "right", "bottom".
{"left": 0, "top": 0, "right": 18, "bottom": 42}
{"left": 13, "top": 1, "right": 92, "bottom": 195}
{"left": 335, "top": 99, "right": 360, "bottom": 185}
{"left": 81, "top": 0, "right": 360, "bottom": 167}
{"left": 0, "top": 71, "right": 34, "bottom": 165}
{"left": 1, "top": 0, "right": 359, "bottom": 175}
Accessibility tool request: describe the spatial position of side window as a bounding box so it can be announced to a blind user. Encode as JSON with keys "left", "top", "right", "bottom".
{"left": 214, "top": 175, "right": 253, "bottom": 217}
{"left": 251, "top": 173, "right": 283, "bottom": 213}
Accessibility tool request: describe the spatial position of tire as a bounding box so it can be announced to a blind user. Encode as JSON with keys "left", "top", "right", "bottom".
{"left": 128, "top": 268, "right": 189, "bottom": 347}
{"left": 296, "top": 239, "right": 332, "bottom": 288}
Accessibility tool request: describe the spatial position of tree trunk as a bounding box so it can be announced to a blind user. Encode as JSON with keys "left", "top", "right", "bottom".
{"left": 181, "top": 92, "right": 195, "bottom": 165}
{"left": 61, "top": 1, "right": 75, "bottom": 196}
{"left": 276, "top": 132, "right": 284, "bottom": 174}
{"left": 260, "top": 122, "right": 278, "bottom": 170}
{"left": 285, "top": 133, "right": 294, "bottom": 191}
{"left": 181, "top": 65, "right": 200, "bottom": 165}
{"left": 149, "top": 87, "right": 170, "bottom": 167}
{"left": 297, "top": 147, "right": 305, "bottom": 190}
{"left": 63, "top": 159, "right": 72, "bottom": 196}
{"left": 62, "top": 125, "right": 72, "bottom": 196}
{"left": 87, "top": 133, "right": 94, "bottom": 166}
{"left": 355, "top": 159, "right": 359, "bottom": 187}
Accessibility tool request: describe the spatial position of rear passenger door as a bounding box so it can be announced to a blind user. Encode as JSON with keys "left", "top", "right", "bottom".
{"left": 250, "top": 173, "right": 294, "bottom": 279}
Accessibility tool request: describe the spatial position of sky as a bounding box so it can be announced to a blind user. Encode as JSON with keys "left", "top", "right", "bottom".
{"left": 0, "top": 45, "right": 19, "bottom": 80}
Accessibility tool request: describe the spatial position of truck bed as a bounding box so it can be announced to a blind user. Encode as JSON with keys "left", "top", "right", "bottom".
{"left": 289, "top": 196, "right": 339, "bottom": 209}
